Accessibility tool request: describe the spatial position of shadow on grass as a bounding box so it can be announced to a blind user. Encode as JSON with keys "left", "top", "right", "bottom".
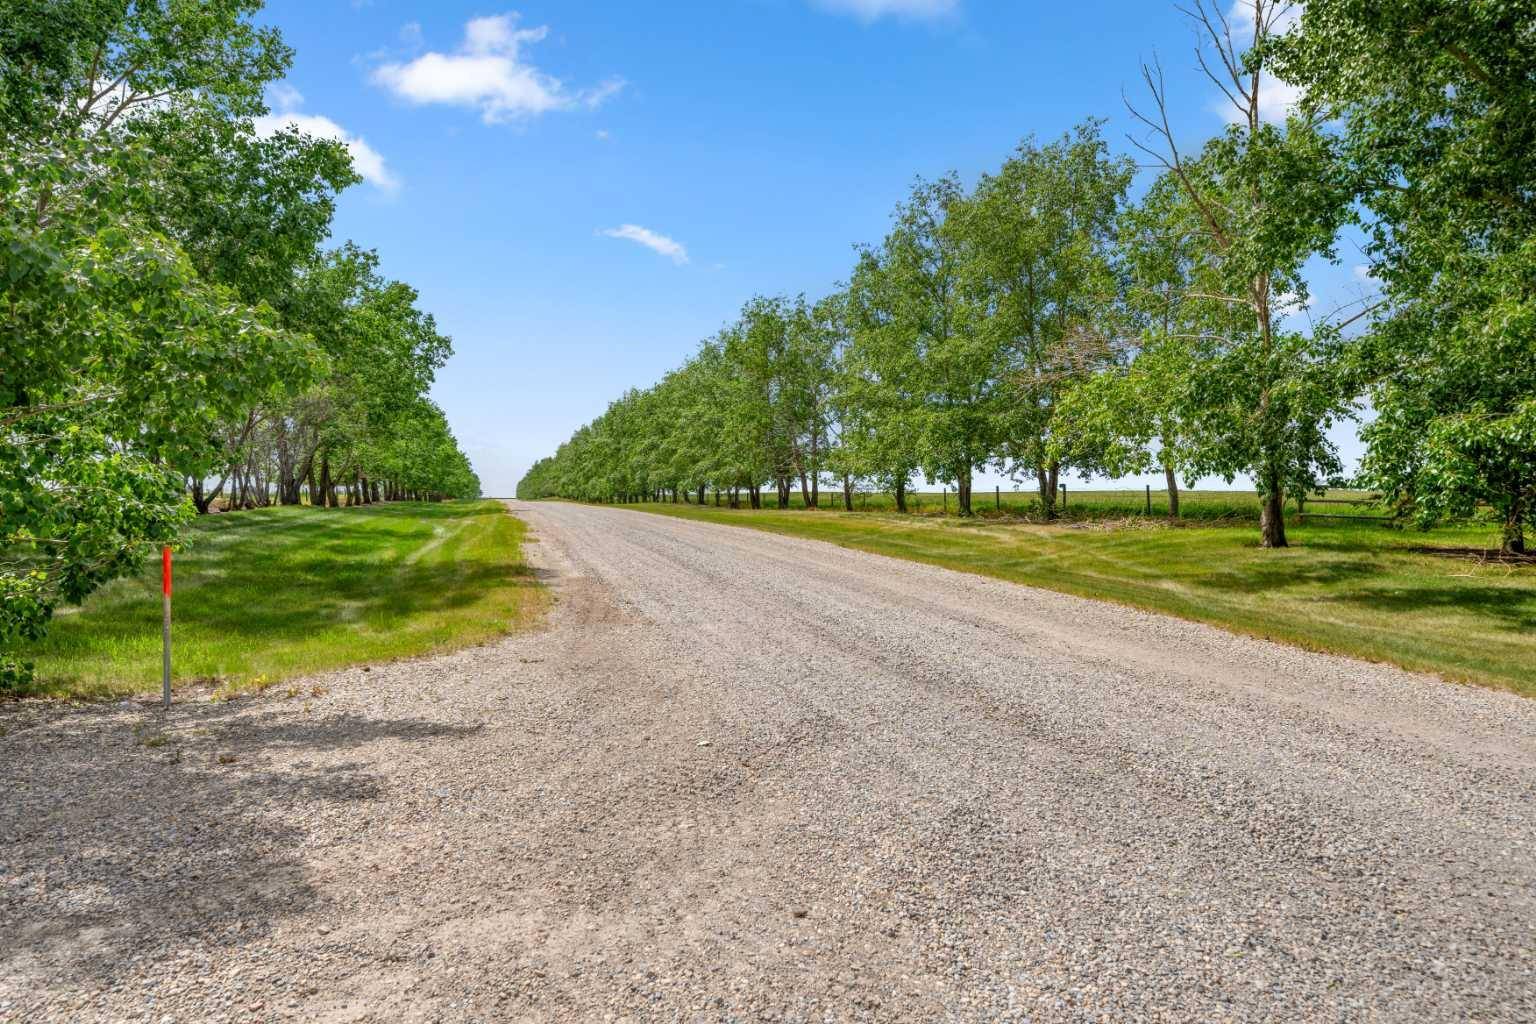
{"left": 1328, "top": 584, "right": 1536, "bottom": 635}
{"left": 0, "top": 702, "right": 481, "bottom": 998}
{"left": 20, "top": 499, "right": 534, "bottom": 692}
{"left": 1188, "top": 557, "right": 1385, "bottom": 595}
{"left": 179, "top": 562, "right": 539, "bottom": 642}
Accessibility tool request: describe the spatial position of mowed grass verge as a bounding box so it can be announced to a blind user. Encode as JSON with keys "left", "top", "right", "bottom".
{"left": 16, "top": 500, "right": 546, "bottom": 701}
{"left": 626, "top": 499, "right": 1536, "bottom": 696}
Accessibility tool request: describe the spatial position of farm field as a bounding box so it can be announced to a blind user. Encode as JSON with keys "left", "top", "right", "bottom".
{"left": 12, "top": 501, "right": 545, "bottom": 701}
{"left": 627, "top": 494, "right": 1536, "bottom": 695}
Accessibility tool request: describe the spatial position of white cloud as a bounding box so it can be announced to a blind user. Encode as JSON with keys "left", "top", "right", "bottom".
{"left": 371, "top": 13, "right": 624, "bottom": 124}
{"left": 601, "top": 225, "right": 688, "bottom": 265}
{"left": 267, "top": 82, "right": 305, "bottom": 112}
{"left": 255, "top": 85, "right": 398, "bottom": 193}
{"left": 1275, "top": 289, "right": 1314, "bottom": 314}
{"left": 812, "top": 0, "right": 958, "bottom": 20}
{"left": 1353, "top": 264, "right": 1374, "bottom": 282}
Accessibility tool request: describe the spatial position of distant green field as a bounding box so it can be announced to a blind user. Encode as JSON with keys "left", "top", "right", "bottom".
{"left": 15, "top": 500, "right": 546, "bottom": 701}
{"left": 628, "top": 496, "right": 1536, "bottom": 696}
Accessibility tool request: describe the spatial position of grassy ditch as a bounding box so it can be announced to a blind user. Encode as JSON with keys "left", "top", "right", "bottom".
{"left": 15, "top": 500, "right": 546, "bottom": 701}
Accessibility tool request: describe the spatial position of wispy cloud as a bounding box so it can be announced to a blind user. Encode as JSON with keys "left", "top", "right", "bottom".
{"left": 810, "top": 0, "right": 958, "bottom": 22}
{"left": 371, "top": 13, "right": 624, "bottom": 124}
{"left": 600, "top": 225, "right": 688, "bottom": 265}
{"left": 254, "top": 85, "right": 398, "bottom": 193}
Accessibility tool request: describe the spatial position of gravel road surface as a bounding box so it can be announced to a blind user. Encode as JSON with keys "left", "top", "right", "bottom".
{"left": 3, "top": 500, "right": 1534, "bottom": 1023}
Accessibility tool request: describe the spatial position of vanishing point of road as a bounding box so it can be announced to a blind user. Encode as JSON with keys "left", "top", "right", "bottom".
{"left": 4, "top": 500, "right": 1534, "bottom": 1022}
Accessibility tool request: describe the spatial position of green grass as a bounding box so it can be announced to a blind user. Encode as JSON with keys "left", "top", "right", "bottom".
{"left": 625, "top": 496, "right": 1536, "bottom": 696}
{"left": 16, "top": 500, "right": 547, "bottom": 701}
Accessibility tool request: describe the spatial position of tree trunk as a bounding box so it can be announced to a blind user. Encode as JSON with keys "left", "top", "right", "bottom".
{"left": 956, "top": 467, "right": 972, "bottom": 517}
{"left": 842, "top": 474, "right": 853, "bottom": 512}
{"left": 895, "top": 480, "right": 908, "bottom": 514}
{"left": 749, "top": 484, "right": 761, "bottom": 510}
{"left": 1164, "top": 462, "right": 1181, "bottom": 519}
{"left": 191, "top": 478, "right": 215, "bottom": 515}
{"left": 1259, "top": 465, "right": 1288, "bottom": 548}
{"left": 319, "top": 456, "right": 334, "bottom": 508}
{"left": 811, "top": 474, "right": 819, "bottom": 510}
{"left": 798, "top": 472, "right": 811, "bottom": 509}
{"left": 1036, "top": 467, "right": 1057, "bottom": 520}
{"left": 1503, "top": 495, "right": 1526, "bottom": 556}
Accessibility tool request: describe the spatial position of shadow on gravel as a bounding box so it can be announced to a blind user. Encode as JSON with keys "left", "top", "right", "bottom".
{"left": 0, "top": 704, "right": 481, "bottom": 997}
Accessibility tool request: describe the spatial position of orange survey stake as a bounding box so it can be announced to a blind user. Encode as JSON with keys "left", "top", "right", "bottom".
{"left": 162, "top": 546, "right": 173, "bottom": 596}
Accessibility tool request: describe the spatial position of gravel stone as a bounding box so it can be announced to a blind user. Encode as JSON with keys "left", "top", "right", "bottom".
{"left": 2, "top": 499, "right": 1533, "bottom": 1023}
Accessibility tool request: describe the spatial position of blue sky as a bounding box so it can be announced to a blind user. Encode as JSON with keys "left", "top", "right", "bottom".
{"left": 258, "top": 0, "right": 1374, "bottom": 496}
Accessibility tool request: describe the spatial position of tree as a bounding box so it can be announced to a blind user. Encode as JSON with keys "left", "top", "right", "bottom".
{"left": 953, "top": 121, "right": 1133, "bottom": 518}
{"left": 1128, "top": 0, "right": 1355, "bottom": 546}
{"left": 844, "top": 246, "right": 923, "bottom": 513}
{"left": 0, "top": 0, "right": 287, "bottom": 145}
{"left": 846, "top": 177, "right": 996, "bottom": 514}
{"left": 1, "top": 0, "right": 479, "bottom": 686}
{"left": 0, "top": 144, "right": 315, "bottom": 686}
{"left": 1273, "top": 0, "right": 1536, "bottom": 554}
{"left": 1053, "top": 172, "right": 1221, "bottom": 517}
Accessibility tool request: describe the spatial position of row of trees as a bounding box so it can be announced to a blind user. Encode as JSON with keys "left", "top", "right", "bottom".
{"left": 521, "top": 0, "right": 1534, "bottom": 559}
{"left": 2, "top": 0, "right": 479, "bottom": 686}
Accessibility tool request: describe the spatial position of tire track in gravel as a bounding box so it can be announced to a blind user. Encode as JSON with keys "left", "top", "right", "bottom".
{"left": 2, "top": 499, "right": 1533, "bottom": 1024}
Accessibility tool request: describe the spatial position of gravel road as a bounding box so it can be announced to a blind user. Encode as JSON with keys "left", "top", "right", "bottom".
{"left": 3, "top": 499, "right": 1534, "bottom": 1023}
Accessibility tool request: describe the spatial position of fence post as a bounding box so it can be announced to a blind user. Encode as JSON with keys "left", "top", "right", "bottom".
{"left": 943, "top": 488, "right": 948, "bottom": 514}
{"left": 1060, "top": 484, "right": 1067, "bottom": 510}
{"left": 161, "top": 546, "right": 172, "bottom": 709}
{"left": 996, "top": 485, "right": 1000, "bottom": 511}
{"left": 1146, "top": 484, "right": 1152, "bottom": 515}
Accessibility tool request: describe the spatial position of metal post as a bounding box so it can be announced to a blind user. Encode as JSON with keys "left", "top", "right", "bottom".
{"left": 996, "top": 485, "right": 1000, "bottom": 511}
{"left": 943, "top": 488, "right": 948, "bottom": 514}
{"left": 161, "top": 546, "right": 172, "bottom": 709}
{"left": 1146, "top": 484, "right": 1152, "bottom": 515}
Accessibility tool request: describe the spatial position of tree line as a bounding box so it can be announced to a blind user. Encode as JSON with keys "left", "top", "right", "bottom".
{"left": 2, "top": 0, "right": 480, "bottom": 687}
{"left": 519, "top": 0, "right": 1534, "bottom": 561}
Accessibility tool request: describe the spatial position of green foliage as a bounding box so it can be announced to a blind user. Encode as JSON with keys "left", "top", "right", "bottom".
{"left": 1, "top": 0, "right": 478, "bottom": 689}
{"left": 0, "top": 0, "right": 288, "bottom": 139}
{"left": 0, "top": 135, "right": 312, "bottom": 685}
{"left": 1273, "top": 0, "right": 1536, "bottom": 552}
{"left": 957, "top": 121, "right": 1133, "bottom": 514}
